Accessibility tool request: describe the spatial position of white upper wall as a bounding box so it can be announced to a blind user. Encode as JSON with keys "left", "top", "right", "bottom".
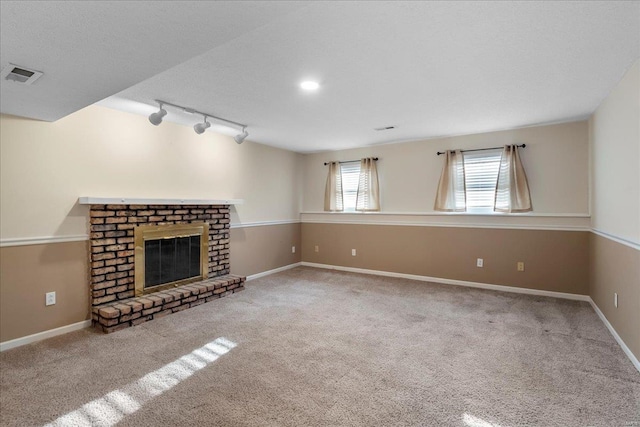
{"left": 0, "top": 106, "right": 302, "bottom": 240}
{"left": 590, "top": 59, "right": 640, "bottom": 245}
{"left": 0, "top": 99, "right": 599, "bottom": 240}
{"left": 302, "top": 121, "right": 589, "bottom": 217}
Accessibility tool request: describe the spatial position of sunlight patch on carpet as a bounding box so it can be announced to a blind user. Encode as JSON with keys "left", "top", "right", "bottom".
{"left": 463, "top": 413, "right": 503, "bottom": 427}
{"left": 43, "top": 337, "right": 237, "bottom": 427}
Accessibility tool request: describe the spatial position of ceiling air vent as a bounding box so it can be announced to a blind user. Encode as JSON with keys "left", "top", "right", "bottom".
{"left": 1, "top": 63, "right": 43, "bottom": 85}
{"left": 374, "top": 126, "right": 396, "bottom": 131}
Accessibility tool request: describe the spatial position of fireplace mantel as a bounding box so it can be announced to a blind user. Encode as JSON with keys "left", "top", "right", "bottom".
{"left": 79, "top": 197, "right": 243, "bottom": 205}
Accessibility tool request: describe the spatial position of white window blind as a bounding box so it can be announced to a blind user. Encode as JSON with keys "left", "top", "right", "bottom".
{"left": 463, "top": 149, "right": 502, "bottom": 212}
{"left": 340, "top": 162, "right": 361, "bottom": 212}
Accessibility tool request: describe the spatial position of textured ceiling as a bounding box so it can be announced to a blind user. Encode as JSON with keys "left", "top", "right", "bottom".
{"left": 0, "top": 1, "right": 305, "bottom": 121}
{"left": 2, "top": 1, "right": 639, "bottom": 152}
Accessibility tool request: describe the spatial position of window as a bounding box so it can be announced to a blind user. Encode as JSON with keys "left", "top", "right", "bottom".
{"left": 463, "top": 149, "right": 502, "bottom": 213}
{"left": 325, "top": 158, "right": 380, "bottom": 212}
{"left": 340, "top": 161, "right": 361, "bottom": 212}
{"left": 434, "top": 146, "right": 531, "bottom": 214}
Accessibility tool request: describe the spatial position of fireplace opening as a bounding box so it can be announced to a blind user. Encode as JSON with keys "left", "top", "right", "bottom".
{"left": 144, "top": 235, "right": 202, "bottom": 287}
{"left": 135, "top": 223, "right": 209, "bottom": 296}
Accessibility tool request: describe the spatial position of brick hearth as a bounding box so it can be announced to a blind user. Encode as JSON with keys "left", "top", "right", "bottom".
{"left": 92, "top": 275, "right": 245, "bottom": 333}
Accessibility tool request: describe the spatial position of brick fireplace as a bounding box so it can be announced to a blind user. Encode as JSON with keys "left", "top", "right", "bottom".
{"left": 80, "top": 198, "right": 246, "bottom": 333}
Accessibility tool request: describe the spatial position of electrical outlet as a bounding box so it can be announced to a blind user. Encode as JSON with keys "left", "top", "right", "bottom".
{"left": 352, "top": 249, "right": 356, "bottom": 256}
{"left": 292, "top": 246, "right": 296, "bottom": 254}
{"left": 314, "top": 245, "right": 319, "bottom": 253}
{"left": 45, "top": 291, "right": 56, "bottom": 306}
{"left": 476, "top": 258, "right": 483, "bottom": 268}
{"left": 614, "top": 292, "right": 618, "bottom": 308}
{"left": 517, "top": 261, "right": 525, "bottom": 272}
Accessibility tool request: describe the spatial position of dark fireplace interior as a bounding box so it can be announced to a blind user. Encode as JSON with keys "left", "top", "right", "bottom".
{"left": 144, "top": 235, "right": 202, "bottom": 289}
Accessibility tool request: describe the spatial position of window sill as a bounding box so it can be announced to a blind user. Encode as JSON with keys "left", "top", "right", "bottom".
{"left": 300, "top": 211, "right": 591, "bottom": 231}
{"left": 301, "top": 211, "right": 590, "bottom": 218}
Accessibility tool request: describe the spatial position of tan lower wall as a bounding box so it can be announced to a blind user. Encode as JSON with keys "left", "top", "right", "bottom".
{"left": 5, "top": 223, "right": 636, "bottom": 365}
{"left": 230, "top": 223, "right": 301, "bottom": 277}
{"left": 301, "top": 223, "right": 589, "bottom": 295}
{"left": 0, "top": 241, "right": 90, "bottom": 342}
{"left": 589, "top": 233, "right": 640, "bottom": 360}
{"left": 0, "top": 222, "right": 301, "bottom": 343}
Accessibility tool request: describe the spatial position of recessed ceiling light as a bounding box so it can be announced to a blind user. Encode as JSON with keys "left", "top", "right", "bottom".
{"left": 300, "top": 80, "right": 320, "bottom": 91}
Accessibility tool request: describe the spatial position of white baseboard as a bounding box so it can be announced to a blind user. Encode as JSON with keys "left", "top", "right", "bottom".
{"left": 0, "top": 320, "right": 92, "bottom": 352}
{"left": 300, "top": 262, "right": 590, "bottom": 301}
{"left": 588, "top": 298, "right": 640, "bottom": 373}
{"left": 4, "top": 265, "right": 637, "bottom": 374}
{"left": 246, "top": 262, "right": 302, "bottom": 281}
{"left": 300, "top": 262, "right": 638, "bottom": 372}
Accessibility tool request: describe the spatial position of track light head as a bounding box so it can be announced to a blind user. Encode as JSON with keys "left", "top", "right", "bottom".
{"left": 193, "top": 117, "right": 211, "bottom": 135}
{"left": 234, "top": 128, "right": 249, "bottom": 144}
{"left": 148, "top": 104, "right": 167, "bottom": 126}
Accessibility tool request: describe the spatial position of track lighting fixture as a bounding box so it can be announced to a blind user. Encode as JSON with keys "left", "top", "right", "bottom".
{"left": 148, "top": 103, "right": 167, "bottom": 126}
{"left": 148, "top": 99, "right": 247, "bottom": 139}
{"left": 234, "top": 127, "right": 249, "bottom": 144}
{"left": 193, "top": 116, "right": 211, "bottom": 135}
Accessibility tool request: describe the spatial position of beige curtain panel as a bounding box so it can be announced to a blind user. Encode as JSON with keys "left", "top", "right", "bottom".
{"left": 434, "top": 150, "right": 466, "bottom": 212}
{"left": 356, "top": 157, "right": 380, "bottom": 211}
{"left": 494, "top": 145, "right": 532, "bottom": 212}
{"left": 324, "top": 161, "right": 344, "bottom": 211}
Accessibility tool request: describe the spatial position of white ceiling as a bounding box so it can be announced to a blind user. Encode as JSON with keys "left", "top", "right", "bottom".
{"left": 1, "top": 1, "right": 638, "bottom": 153}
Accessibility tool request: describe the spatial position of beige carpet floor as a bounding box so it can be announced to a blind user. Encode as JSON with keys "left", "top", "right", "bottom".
{"left": 1, "top": 267, "right": 638, "bottom": 427}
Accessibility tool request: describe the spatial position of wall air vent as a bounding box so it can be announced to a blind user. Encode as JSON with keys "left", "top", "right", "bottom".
{"left": 1, "top": 63, "right": 43, "bottom": 85}
{"left": 374, "top": 126, "right": 396, "bottom": 131}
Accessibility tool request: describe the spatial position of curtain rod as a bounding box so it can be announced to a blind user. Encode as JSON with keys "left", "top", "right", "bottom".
{"left": 436, "top": 144, "right": 526, "bottom": 156}
{"left": 324, "top": 157, "right": 379, "bottom": 166}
